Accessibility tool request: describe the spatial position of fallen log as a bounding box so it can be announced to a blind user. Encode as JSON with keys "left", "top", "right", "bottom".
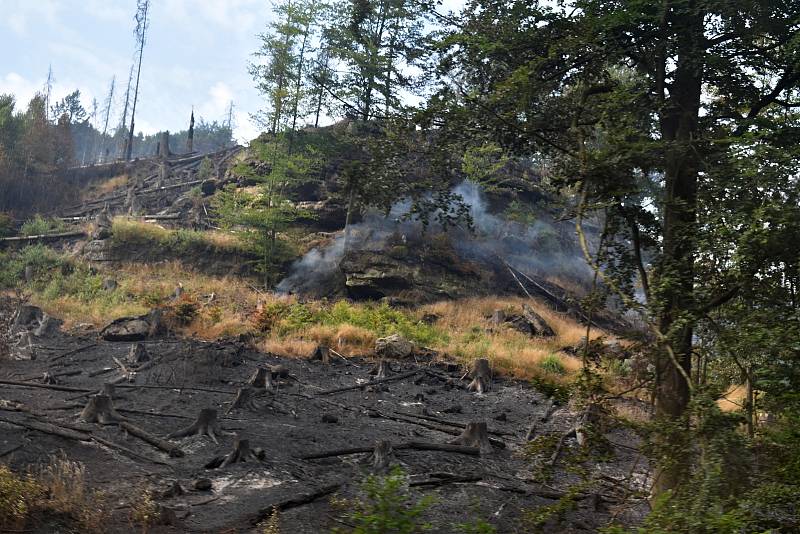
{"left": 119, "top": 421, "right": 184, "bottom": 457}
{"left": 252, "top": 482, "right": 343, "bottom": 523}
{"left": 316, "top": 369, "right": 420, "bottom": 396}
{"left": 0, "top": 379, "right": 92, "bottom": 393}
{"left": 300, "top": 441, "right": 481, "bottom": 460}
{"left": 0, "top": 230, "right": 87, "bottom": 243}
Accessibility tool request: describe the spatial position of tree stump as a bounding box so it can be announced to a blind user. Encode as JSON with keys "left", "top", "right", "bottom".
{"left": 100, "top": 383, "right": 116, "bottom": 398}
{"left": 309, "top": 344, "right": 330, "bottom": 364}
{"left": 41, "top": 372, "right": 58, "bottom": 385}
{"left": 205, "top": 434, "right": 265, "bottom": 469}
{"left": 128, "top": 342, "right": 150, "bottom": 365}
{"left": 370, "top": 440, "right": 395, "bottom": 473}
{"left": 270, "top": 364, "right": 289, "bottom": 379}
{"left": 467, "top": 358, "right": 492, "bottom": 394}
{"left": 449, "top": 422, "right": 493, "bottom": 454}
{"left": 369, "top": 359, "right": 392, "bottom": 380}
{"left": 80, "top": 394, "right": 126, "bottom": 424}
{"left": 248, "top": 367, "right": 269, "bottom": 389}
{"left": 167, "top": 408, "right": 223, "bottom": 444}
{"left": 226, "top": 386, "right": 259, "bottom": 414}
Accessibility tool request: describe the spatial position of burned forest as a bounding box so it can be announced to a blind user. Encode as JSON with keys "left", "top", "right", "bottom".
{"left": 2, "top": 1, "right": 800, "bottom": 533}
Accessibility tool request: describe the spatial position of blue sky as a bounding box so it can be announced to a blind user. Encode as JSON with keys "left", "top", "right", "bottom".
{"left": 1, "top": 1, "right": 274, "bottom": 143}
{"left": 1, "top": 0, "right": 465, "bottom": 144}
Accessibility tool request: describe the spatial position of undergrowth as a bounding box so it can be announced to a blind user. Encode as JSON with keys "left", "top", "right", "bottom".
{"left": 0, "top": 455, "right": 107, "bottom": 532}
{"left": 19, "top": 215, "right": 66, "bottom": 236}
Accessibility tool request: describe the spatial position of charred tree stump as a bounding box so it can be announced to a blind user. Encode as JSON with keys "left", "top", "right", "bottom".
{"left": 449, "top": 422, "right": 493, "bottom": 454}
{"left": 167, "top": 408, "right": 223, "bottom": 444}
{"left": 226, "top": 386, "right": 259, "bottom": 414}
{"left": 205, "top": 434, "right": 264, "bottom": 469}
{"left": 128, "top": 342, "right": 150, "bottom": 365}
{"left": 100, "top": 383, "right": 116, "bottom": 398}
{"left": 370, "top": 440, "right": 395, "bottom": 473}
{"left": 41, "top": 372, "right": 59, "bottom": 385}
{"left": 309, "top": 344, "right": 330, "bottom": 364}
{"left": 248, "top": 367, "right": 272, "bottom": 390}
{"left": 270, "top": 364, "right": 289, "bottom": 379}
{"left": 467, "top": 358, "right": 492, "bottom": 394}
{"left": 80, "top": 394, "right": 126, "bottom": 424}
{"left": 369, "top": 359, "right": 392, "bottom": 380}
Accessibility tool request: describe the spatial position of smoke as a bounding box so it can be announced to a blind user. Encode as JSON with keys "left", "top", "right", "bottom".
{"left": 276, "top": 180, "right": 593, "bottom": 296}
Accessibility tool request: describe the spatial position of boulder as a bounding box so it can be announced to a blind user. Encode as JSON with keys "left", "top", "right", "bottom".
{"left": 503, "top": 305, "right": 555, "bottom": 337}
{"left": 100, "top": 309, "right": 164, "bottom": 342}
{"left": 375, "top": 334, "right": 414, "bottom": 359}
{"left": 200, "top": 179, "right": 217, "bottom": 196}
{"left": 92, "top": 209, "right": 113, "bottom": 240}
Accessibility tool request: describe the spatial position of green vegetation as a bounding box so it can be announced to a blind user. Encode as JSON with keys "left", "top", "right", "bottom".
{"left": 111, "top": 219, "right": 250, "bottom": 256}
{"left": 257, "top": 299, "right": 447, "bottom": 347}
{"left": 0, "top": 457, "right": 106, "bottom": 532}
{"left": 19, "top": 215, "right": 65, "bottom": 236}
{"left": 334, "top": 467, "right": 434, "bottom": 534}
{"left": 539, "top": 354, "right": 566, "bottom": 376}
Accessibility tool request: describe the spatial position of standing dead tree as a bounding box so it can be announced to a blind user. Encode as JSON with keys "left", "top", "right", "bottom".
{"left": 125, "top": 0, "right": 150, "bottom": 160}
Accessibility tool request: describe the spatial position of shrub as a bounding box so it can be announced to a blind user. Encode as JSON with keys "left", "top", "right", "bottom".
{"left": 539, "top": 354, "right": 566, "bottom": 375}
{"left": 0, "top": 464, "right": 41, "bottom": 529}
{"left": 20, "top": 215, "right": 65, "bottom": 236}
{"left": 0, "top": 212, "right": 13, "bottom": 237}
{"left": 334, "top": 467, "right": 434, "bottom": 534}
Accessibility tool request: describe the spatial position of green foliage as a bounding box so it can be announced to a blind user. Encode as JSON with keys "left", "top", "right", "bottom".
{"left": 0, "top": 465, "right": 42, "bottom": 529}
{"left": 0, "top": 212, "right": 12, "bottom": 237}
{"left": 530, "top": 376, "right": 571, "bottom": 405}
{"left": 334, "top": 467, "right": 434, "bottom": 534}
{"left": 539, "top": 354, "right": 566, "bottom": 375}
{"left": 19, "top": 215, "right": 66, "bottom": 236}
{"left": 264, "top": 300, "right": 447, "bottom": 346}
{"left": 454, "top": 517, "right": 497, "bottom": 534}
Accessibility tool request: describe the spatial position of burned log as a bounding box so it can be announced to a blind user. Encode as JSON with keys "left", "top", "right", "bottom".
{"left": 205, "top": 434, "right": 265, "bottom": 469}
{"left": 80, "top": 394, "right": 126, "bottom": 424}
{"left": 119, "top": 421, "right": 184, "bottom": 457}
{"left": 467, "top": 358, "right": 492, "bottom": 394}
{"left": 449, "top": 422, "right": 493, "bottom": 454}
{"left": 167, "top": 408, "right": 223, "bottom": 444}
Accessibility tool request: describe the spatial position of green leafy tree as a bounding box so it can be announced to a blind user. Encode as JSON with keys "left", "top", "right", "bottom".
{"left": 427, "top": 0, "right": 800, "bottom": 500}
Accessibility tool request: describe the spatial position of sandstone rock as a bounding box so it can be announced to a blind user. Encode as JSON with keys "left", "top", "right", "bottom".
{"left": 375, "top": 334, "right": 414, "bottom": 359}
{"left": 100, "top": 310, "right": 164, "bottom": 342}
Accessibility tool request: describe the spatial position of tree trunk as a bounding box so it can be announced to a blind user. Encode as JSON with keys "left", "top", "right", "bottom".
{"left": 652, "top": 3, "right": 704, "bottom": 496}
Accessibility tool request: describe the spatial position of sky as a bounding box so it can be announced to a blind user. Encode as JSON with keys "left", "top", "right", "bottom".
{"left": 0, "top": 0, "right": 466, "bottom": 144}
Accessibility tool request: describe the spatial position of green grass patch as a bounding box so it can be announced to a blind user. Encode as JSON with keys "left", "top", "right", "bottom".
{"left": 539, "top": 353, "right": 567, "bottom": 375}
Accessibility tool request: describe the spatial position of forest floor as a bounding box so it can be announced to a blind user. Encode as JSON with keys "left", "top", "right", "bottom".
{"left": 0, "top": 319, "right": 650, "bottom": 533}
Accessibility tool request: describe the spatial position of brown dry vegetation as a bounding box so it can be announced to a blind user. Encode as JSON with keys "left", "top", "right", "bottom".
{"left": 21, "top": 254, "right": 594, "bottom": 383}
{"left": 82, "top": 174, "right": 129, "bottom": 200}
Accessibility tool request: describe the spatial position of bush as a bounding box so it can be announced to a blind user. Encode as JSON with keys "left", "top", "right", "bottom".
{"left": 19, "top": 215, "right": 65, "bottom": 236}
{"left": 539, "top": 354, "right": 566, "bottom": 375}
{"left": 334, "top": 467, "right": 434, "bottom": 534}
{"left": 0, "top": 212, "right": 13, "bottom": 237}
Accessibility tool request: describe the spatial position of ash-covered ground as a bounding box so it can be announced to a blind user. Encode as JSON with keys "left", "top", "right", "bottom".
{"left": 1, "top": 313, "right": 649, "bottom": 533}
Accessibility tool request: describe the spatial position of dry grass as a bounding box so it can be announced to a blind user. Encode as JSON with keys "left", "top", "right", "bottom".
{"left": 419, "top": 296, "right": 595, "bottom": 381}
{"left": 718, "top": 384, "right": 747, "bottom": 412}
{"left": 83, "top": 174, "right": 128, "bottom": 200}
{"left": 260, "top": 338, "right": 317, "bottom": 358}
{"left": 0, "top": 455, "right": 107, "bottom": 532}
